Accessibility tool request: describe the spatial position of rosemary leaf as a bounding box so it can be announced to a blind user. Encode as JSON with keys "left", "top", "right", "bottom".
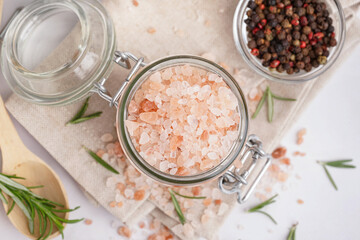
{"left": 67, "top": 97, "right": 89, "bottom": 125}
{"left": 249, "top": 194, "right": 278, "bottom": 212}
{"left": 322, "top": 165, "right": 338, "bottom": 190}
{"left": 268, "top": 90, "right": 274, "bottom": 123}
{"left": 0, "top": 173, "right": 82, "bottom": 239}
{"left": 173, "top": 190, "right": 206, "bottom": 199}
{"left": 0, "top": 190, "right": 8, "bottom": 204}
{"left": 252, "top": 87, "right": 268, "bottom": 119}
{"left": 287, "top": 224, "right": 298, "bottom": 240}
{"left": 321, "top": 159, "right": 355, "bottom": 168}
{"left": 248, "top": 194, "right": 278, "bottom": 224}
{"left": 68, "top": 112, "right": 102, "bottom": 125}
{"left": 272, "top": 94, "right": 296, "bottom": 101}
{"left": 169, "top": 189, "right": 186, "bottom": 225}
{"left": 27, "top": 185, "right": 44, "bottom": 189}
{"left": 253, "top": 210, "right": 277, "bottom": 224}
{"left": 7, "top": 200, "right": 15, "bottom": 215}
{"left": 83, "top": 146, "right": 119, "bottom": 174}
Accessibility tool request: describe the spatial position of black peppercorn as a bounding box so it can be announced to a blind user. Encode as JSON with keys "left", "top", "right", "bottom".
{"left": 293, "top": 31, "right": 301, "bottom": 40}
{"left": 275, "top": 43, "right": 284, "bottom": 53}
{"left": 314, "top": 46, "right": 323, "bottom": 56}
{"left": 329, "top": 38, "right": 337, "bottom": 47}
{"left": 248, "top": 40, "right": 257, "bottom": 49}
{"left": 303, "top": 56, "right": 311, "bottom": 64}
{"left": 283, "top": 62, "right": 291, "bottom": 70}
{"left": 248, "top": 1, "right": 257, "bottom": 10}
{"left": 311, "top": 59, "right": 320, "bottom": 67}
{"left": 256, "top": 30, "right": 265, "bottom": 38}
{"left": 267, "top": 13, "right": 276, "bottom": 20}
{"left": 287, "top": 67, "right": 294, "bottom": 74}
{"left": 252, "top": 14, "right": 261, "bottom": 23}
{"left": 323, "top": 50, "right": 329, "bottom": 57}
{"left": 262, "top": 60, "right": 270, "bottom": 67}
{"left": 263, "top": 52, "right": 272, "bottom": 61}
{"left": 296, "top": 61, "right": 305, "bottom": 69}
{"left": 278, "top": 30, "right": 286, "bottom": 40}
{"left": 294, "top": 67, "right": 300, "bottom": 73}
{"left": 296, "top": 53, "right": 304, "bottom": 61}
{"left": 304, "top": 63, "right": 312, "bottom": 72}
{"left": 268, "top": 0, "right": 277, "bottom": 6}
{"left": 294, "top": 0, "right": 303, "bottom": 7}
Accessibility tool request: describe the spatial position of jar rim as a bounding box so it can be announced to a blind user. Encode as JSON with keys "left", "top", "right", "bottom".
{"left": 233, "top": 0, "right": 346, "bottom": 83}
{"left": 116, "top": 55, "right": 249, "bottom": 186}
{"left": 5, "top": 0, "right": 90, "bottom": 79}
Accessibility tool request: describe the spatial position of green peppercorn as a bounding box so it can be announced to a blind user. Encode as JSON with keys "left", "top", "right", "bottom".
{"left": 317, "top": 56, "right": 327, "bottom": 64}
{"left": 293, "top": 39, "right": 300, "bottom": 47}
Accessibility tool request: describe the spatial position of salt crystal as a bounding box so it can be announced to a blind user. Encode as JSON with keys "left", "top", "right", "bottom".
{"left": 217, "top": 203, "right": 229, "bottom": 216}
{"left": 187, "top": 115, "right": 198, "bottom": 128}
{"left": 207, "top": 152, "right": 218, "bottom": 160}
{"left": 139, "top": 132, "right": 150, "bottom": 144}
{"left": 115, "top": 193, "right": 122, "bottom": 202}
{"left": 125, "top": 120, "right": 139, "bottom": 136}
{"left": 169, "top": 168, "right": 178, "bottom": 175}
{"left": 149, "top": 72, "right": 161, "bottom": 82}
{"left": 201, "top": 52, "right": 216, "bottom": 62}
{"left": 124, "top": 189, "right": 134, "bottom": 199}
{"left": 183, "top": 223, "right": 194, "bottom": 238}
{"left": 159, "top": 161, "right": 169, "bottom": 172}
{"left": 211, "top": 188, "right": 222, "bottom": 199}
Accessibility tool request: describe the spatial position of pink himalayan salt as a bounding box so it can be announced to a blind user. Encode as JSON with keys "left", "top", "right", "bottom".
{"left": 126, "top": 64, "right": 240, "bottom": 175}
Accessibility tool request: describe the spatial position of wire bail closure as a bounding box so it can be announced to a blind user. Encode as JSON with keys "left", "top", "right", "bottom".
{"left": 92, "top": 51, "right": 147, "bottom": 108}
{"left": 218, "top": 134, "right": 271, "bottom": 204}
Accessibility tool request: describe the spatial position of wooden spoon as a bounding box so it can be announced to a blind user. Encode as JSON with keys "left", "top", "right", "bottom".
{"left": 0, "top": 96, "right": 69, "bottom": 239}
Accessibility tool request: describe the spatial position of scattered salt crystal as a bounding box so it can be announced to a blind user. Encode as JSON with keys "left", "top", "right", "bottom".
{"left": 201, "top": 52, "right": 216, "bottom": 62}
{"left": 183, "top": 223, "right": 194, "bottom": 238}
{"left": 124, "top": 189, "right": 134, "bottom": 199}
{"left": 115, "top": 193, "right": 122, "bottom": 202}
{"left": 211, "top": 188, "right": 222, "bottom": 199}
{"left": 101, "top": 133, "right": 113, "bottom": 142}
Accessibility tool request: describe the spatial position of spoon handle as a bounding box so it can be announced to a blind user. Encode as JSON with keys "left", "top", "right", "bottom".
{"left": 0, "top": 95, "right": 25, "bottom": 164}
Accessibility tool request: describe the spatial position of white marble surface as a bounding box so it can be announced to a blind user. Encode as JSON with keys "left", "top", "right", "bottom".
{"left": 1, "top": 0, "right": 360, "bottom": 239}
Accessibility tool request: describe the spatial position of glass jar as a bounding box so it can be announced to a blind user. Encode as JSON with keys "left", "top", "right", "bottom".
{"left": 1, "top": 0, "right": 271, "bottom": 203}
{"left": 233, "top": 0, "right": 346, "bottom": 83}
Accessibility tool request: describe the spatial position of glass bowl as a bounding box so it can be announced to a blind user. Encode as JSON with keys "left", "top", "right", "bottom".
{"left": 233, "top": 0, "right": 346, "bottom": 83}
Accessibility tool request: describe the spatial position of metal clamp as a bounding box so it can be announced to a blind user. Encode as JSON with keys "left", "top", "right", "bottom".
{"left": 92, "top": 51, "right": 147, "bottom": 108}
{"left": 218, "top": 134, "right": 271, "bottom": 204}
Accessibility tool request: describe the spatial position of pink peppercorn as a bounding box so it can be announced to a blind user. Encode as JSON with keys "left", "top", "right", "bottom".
{"left": 300, "top": 16, "right": 308, "bottom": 26}
{"left": 308, "top": 32, "right": 313, "bottom": 40}
{"left": 314, "top": 32, "right": 324, "bottom": 39}
{"left": 252, "top": 27, "right": 260, "bottom": 35}
{"left": 270, "top": 60, "right": 280, "bottom": 68}
{"left": 251, "top": 48, "right": 260, "bottom": 56}
{"left": 291, "top": 18, "right": 299, "bottom": 26}
{"left": 300, "top": 41, "right": 306, "bottom": 48}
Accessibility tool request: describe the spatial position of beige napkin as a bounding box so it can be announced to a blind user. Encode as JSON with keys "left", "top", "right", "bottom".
{"left": 5, "top": 0, "right": 360, "bottom": 239}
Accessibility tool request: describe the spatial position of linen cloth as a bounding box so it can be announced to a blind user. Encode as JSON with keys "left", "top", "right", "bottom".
{"left": 5, "top": 0, "right": 360, "bottom": 239}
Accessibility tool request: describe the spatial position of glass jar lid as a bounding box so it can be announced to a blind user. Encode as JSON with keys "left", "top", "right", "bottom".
{"left": 1, "top": 0, "right": 116, "bottom": 105}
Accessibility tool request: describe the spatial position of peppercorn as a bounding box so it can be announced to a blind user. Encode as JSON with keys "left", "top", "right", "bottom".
{"left": 300, "top": 34, "right": 308, "bottom": 41}
{"left": 291, "top": 18, "right": 300, "bottom": 26}
{"left": 248, "top": 1, "right": 257, "bottom": 10}
{"left": 271, "top": 52, "right": 278, "bottom": 59}
{"left": 270, "top": 60, "right": 280, "bottom": 68}
{"left": 311, "top": 59, "right": 319, "bottom": 67}
{"left": 317, "top": 55, "right": 327, "bottom": 64}
{"left": 314, "top": 46, "right": 323, "bottom": 56}
{"left": 298, "top": 8, "right": 306, "bottom": 16}
{"left": 296, "top": 53, "right": 304, "bottom": 61}
{"left": 251, "top": 48, "right": 260, "bottom": 56}
{"left": 279, "top": 55, "right": 287, "bottom": 63}
{"left": 300, "top": 41, "right": 306, "bottom": 48}
{"left": 276, "top": 14, "right": 284, "bottom": 23}
{"left": 274, "top": 43, "right": 284, "bottom": 53}
{"left": 302, "top": 48, "right": 309, "bottom": 56}
{"left": 257, "top": 38, "right": 265, "bottom": 45}
{"left": 310, "top": 22, "right": 317, "bottom": 30}
{"left": 248, "top": 40, "right": 257, "bottom": 49}
{"left": 287, "top": 67, "right": 294, "bottom": 74}
{"left": 278, "top": 30, "right": 286, "bottom": 40}
{"left": 267, "top": 13, "right": 276, "bottom": 20}
{"left": 293, "top": 31, "right": 301, "bottom": 40}
{"left": 285, "top": 5, "right": 293, "bottom": 16}
{"left": 256, "top": 30, "right": 265, "bottom": 38}
{"left": 296, "top": 61, "right": 305, "bottom": 69}
{"left": 306, "top": 5, "right": 314, "bottom": 14}
{"left": 303, "top": 56, "right": 311, "bottom": 64}
{"left": 293, "top": 67, "right": 300, "bottom": 73}
{"left": 293, "top": 39, "right": 300, "bottom": 47}
{"left": 262, "top": 60, "right": 270, "bottom": 67}
{"left": 276, "top": 64, "right": 284, "bottom": 73}
{"left": 268, "top": 0, "right": 277, "bottom": 6}
{"left": 259, "top": 45, "right": 268, "bottom": 54}
{"left": 281, "top": 39, "right": 290, "bottom": 48}
{"left": 323, "top": 50, "right": 329, "bottom": 57}
{"left": 252, "top": 14, "right": 261, "bottom": 23}
{"left": 255, "top": 0, "right": 263, "bottom": 5}
{"left": 300, "top": 16, "right": 308, "bottom": 26}
{"left": 304, "top": 63, "right": 312, "bottom": 72}
{"left": 263, "top": 52, "right": 272, "bottom": 61}
{"left": 329, "top": 38, "right": 337, "bottom": 47}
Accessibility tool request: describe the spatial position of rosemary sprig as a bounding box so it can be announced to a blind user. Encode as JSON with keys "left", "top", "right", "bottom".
{"left": 248, "top": 194, "right": 278, "bottom": 224}
{"left": 66, "top": 97, "right": 102, "bottom": 125}
{"left": 169, "top": 189, "right": 186, "bottom": 225}
{"left": 317, "top": 159, "right": 355, "bottom": 190}
{"left": 0, "top": 173, "right": 83, "bottom": 240}
{"left": 83, "top": 146, "right": 119, "bottom": 174}
{"left": 252, "top": 87, "right": 296, "bottom": 123}
{"left": 172, "top": 190, "right": 206, "bottom": 199}
{"left": 287, "top": 223, "right": 298, "bottom": 240}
